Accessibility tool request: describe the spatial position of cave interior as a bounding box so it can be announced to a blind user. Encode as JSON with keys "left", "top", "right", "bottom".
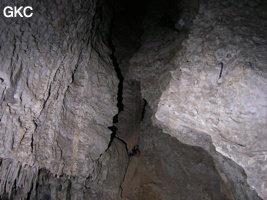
{"left": 0, "top": 0, "right": 266, "bottom": 199}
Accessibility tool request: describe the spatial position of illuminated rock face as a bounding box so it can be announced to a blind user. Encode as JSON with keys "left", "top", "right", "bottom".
{"left": 0, "top": 0, "right": 121, "bottom": 199}
{"left": 130, "top": 0, "right": 267, "bottom": 199}
{"left": 120, "top": 106, "right": 228, "bottom": 200}
{"left": 0, "top": 0, "right": 266, "bottom": 199}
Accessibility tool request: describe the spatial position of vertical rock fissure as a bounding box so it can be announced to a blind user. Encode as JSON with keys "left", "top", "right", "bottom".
{"left": 141, "top": 99, "right": 147, "bottom": 121}
{"left": 109, "top": 29, "right": 124, "bottom": 121}
{"left": 106, "top": 6, "right": 126, "bottom": 150}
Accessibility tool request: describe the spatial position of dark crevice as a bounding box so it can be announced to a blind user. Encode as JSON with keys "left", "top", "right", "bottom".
{"left": 31, "top": 134, "right": 34, "bottom": 153}
{"left": 107, "top": 126, "right": 128, "bottom": 153}
{"left": 218, "top": 62, "right": 224, "bottom": 79}
{"left": 110, "top": 53, "right": 124, "bottom": 124}
{"left": 141, "top": 99, "right": 147, "bottom": 121}
{"left": 31, "top": 120, "right": 37, "bottom": 154}
{"left": 66, "top": 179, "right": 72, "bottom": 199}
{"left": 26, "top": 181, "right": 34, "bottom": 200}
{"left": 106, "top": 2, "right": 125, "bottom": 149}
{"left": 35, "top": 182, "right": 39, "bottom": 200}
{"left": 109, "top": 2, "right": 124, "bottom": 125}
{"left": 105, "top": 0, "right": 147, "bottom": 150}
{"left": 107, "top": 126, "right": 117, "bottom": 148}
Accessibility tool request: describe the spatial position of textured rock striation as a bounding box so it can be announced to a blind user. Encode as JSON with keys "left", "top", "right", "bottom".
{"left": 0, "top": 0, "right": 122, "bottom": 199}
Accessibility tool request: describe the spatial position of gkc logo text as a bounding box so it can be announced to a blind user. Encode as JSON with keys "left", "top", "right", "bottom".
{"left": 3, "top": 6, "right": 33, "bottom": 18}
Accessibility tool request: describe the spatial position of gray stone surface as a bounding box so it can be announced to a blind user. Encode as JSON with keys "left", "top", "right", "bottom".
{"left": 0, "top": 0, "right": 119, "bottom": 199}
{"left": 0, "top": 0, "right": 266, "bottom": 199}
{"left": 129, "top": 0, "right": 267, "bottom": 199}
{"left": 155, "top": 1, "right": 267, "bottom": 198}
{"left": 121, "top": 107, "right": 227, "bottom": 200}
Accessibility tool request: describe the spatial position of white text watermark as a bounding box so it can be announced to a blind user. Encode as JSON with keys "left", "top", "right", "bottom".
{"left": 3, "top": 6, "right": 33, "bottom": 18}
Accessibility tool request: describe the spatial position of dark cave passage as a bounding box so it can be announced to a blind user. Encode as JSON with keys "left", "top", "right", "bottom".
{"left": 102, "top": 0, "right": 262, "bottom": 199}
{"left": 106, "top": 0, "right": 148, "bottom": 150}
{"left": 103, "top": 0, "right": 227, "bottom": 199}
{"left": 106, "top": 0, "right": 186, "bottom": 121}
{"left": 106, "top": 0, "right": 200, "bottom": 145}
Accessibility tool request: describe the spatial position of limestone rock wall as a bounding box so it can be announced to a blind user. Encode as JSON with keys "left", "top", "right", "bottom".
{"left": 129, "top": 0, "right": 200, "bottom": 110}
{"left": 156, "top": 1, "right": 267, "bottom": 198}
{"left": 121, "top": 106, "right": 227, "bottom": 200}
{"left": 129, "top": 0, "right": 267, "bottom": 198}
{"left": 0, "top": 0, "right": 120, "bottom": 198}
{"left": 0, "top": 0, "right": 266, "bottom": 199}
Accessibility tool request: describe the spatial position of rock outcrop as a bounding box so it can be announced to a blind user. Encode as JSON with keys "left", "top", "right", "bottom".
{"left": 130, "top": 0, "right": 267, "bottom": 199}
{"left": 0, "top": 0, "right": 121, "bottom": 199}
{"left": 121, "top": 106, "right": 227, "bottom": 200}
